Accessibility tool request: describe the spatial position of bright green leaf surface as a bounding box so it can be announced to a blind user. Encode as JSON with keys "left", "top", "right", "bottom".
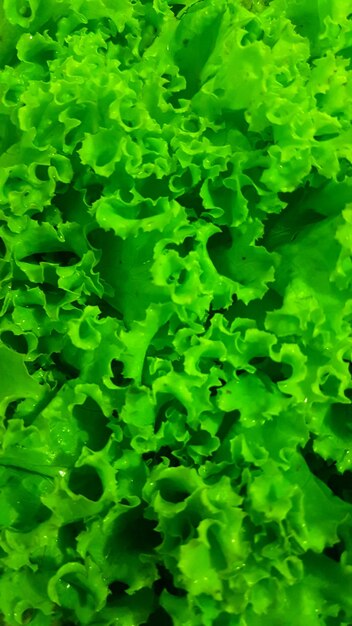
{"left": 1, "top": 0, "right": 352, "bottom": 624}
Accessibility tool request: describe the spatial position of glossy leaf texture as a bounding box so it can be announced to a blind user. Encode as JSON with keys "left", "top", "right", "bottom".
{"left": 1, "top": 0, "right": 352, "bottom": 624}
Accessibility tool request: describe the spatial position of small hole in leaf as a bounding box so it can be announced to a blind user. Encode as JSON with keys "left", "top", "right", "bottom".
{"left": 241, "top": 20, "right": 264, "bottom": 46}
{"left": 301, "top": 437, "right": 333, "bottom": 478}
{"left": 35, "top": 165, "right": 49, "bottom": 181}
{"left": 142, "top": 447, "right": 180, "bottom": 467}
{"left": 323, "top": 540, "right": 344, "bottom": 562}
{"left": 107, "top": 580, "right": 129, "bottom": 604}
{"left": 181, "top": 237, "right": 194, "bottom": 255}
{"left": 162, "top": 450, "right": 181, "bottom": 467}
{"left": 314, "top": 132, "right": 340, "bottom": 142}
{"left": 58, "top": 520, "right": 85, "bottom": 552}
{"left": 5, "top": 88, "right": 20, "bottom": 104}
{"left": 0, "top": 237, "right": 6, "bottom": 257}
{"left": 170, "top": 3, "right": 184, "bottom": 17}
{"left": 177, "top": 269, "right": 187, "bottom": 285}
{"left": 73, "top": 397, "right": 111, "bottom": 451}
{"left": 95, "top": 298, "right": 123, "bottom": 321}
{"left": 31, "top": 211, "right": 45, "bottom": 223}
{"left": 249, "top": 356, "right": 291, "bottom": 384}
{"left": 21, "top": 250, "right": 80, "bottom": 266}
{"left": 209, "top": 378, "right": 226, "bottom": 397}
{"left": 214, "top": 88, "right": 225, "bottom": 98}
{"left": 68, "top": 466, "right": 104, "bottom": 501}
{"left": 119, "top": 187, "right": 134, "bottom": 203}
{"left": 52, "top": 353, "right": 80, "bottom": 380}
{"left": 22, "top": 609, "right": 38, "bottom": 624}
{"left": 4, "top": 399, "right": 23, "bottom": 422}
{"left": 105, "top": 509, "right": 161, "bottom": 561}
{"left": 217, "top": 410, "right": 239, "bottom": 440}
{"left": 345, "top": 388, "right": 352, "bottom": 401}
{"left": 176, "top": 182, "right": 202, "bottom": 211}
{"left": 1, "top": 330, "right": 27, "bottom": 354}
{"left": 213, "top": 614, "right": 233, "bottom": 626}
{"left": 142, "top": 607, "right": 173, "bottom": 626}
{"left": 161, "top": 73, "right": 173, "bottom": 83}
{"left": 164, "top": 242, "right": 179, "bottom": 252}
{"left": 301, "top": 439, "right": 352, "bottom": 502}
{"left": 110, "top": 359, "right": 133, "bottom": 387}
{"left": 203, "top": 306, "right": 227, "bottom": 331}
{"left": 153, "top": 564, "right": 187, "bottom": 597}
{"left": 19, "top": 3, "right": 32, "bottom": 18}
{"left": 110, "top": 31, "right": 127, "bottom": 46}
{"left": 85, "top": 184, "right": 103, "bottom": 205}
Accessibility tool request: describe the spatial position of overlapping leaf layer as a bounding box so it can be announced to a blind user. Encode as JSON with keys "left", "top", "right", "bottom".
{"left": 1, "top": 0, "right": 352, "bottom": 624}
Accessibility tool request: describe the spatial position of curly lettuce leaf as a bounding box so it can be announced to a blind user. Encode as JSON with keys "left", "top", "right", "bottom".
{"left": 1, "top": 0, "right": 352, "bottom": 624}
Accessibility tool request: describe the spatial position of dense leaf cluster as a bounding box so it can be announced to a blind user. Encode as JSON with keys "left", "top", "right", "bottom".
{"left": 1, "top": 0, "right": 352, "bottom": 624}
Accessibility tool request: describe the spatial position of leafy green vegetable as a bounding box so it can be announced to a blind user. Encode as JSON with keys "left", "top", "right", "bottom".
{"left": 1, "top": 0, "right": 352, "bottom": 624}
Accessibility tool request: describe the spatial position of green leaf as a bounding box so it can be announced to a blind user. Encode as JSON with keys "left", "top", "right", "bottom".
{"left": 0, "top": 346, "right": 42, "bottom": 410}
{"left": 1, "top": 0, "right": 352, "bottom": 624}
